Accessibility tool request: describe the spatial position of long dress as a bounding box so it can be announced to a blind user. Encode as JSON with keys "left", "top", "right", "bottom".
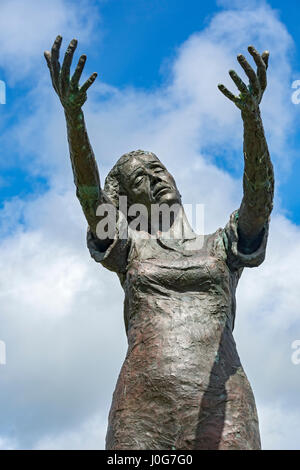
{"left": 87, "top": 209, "right": 269, "bottom": 450}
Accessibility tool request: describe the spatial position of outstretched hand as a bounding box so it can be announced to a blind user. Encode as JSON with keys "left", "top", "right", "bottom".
{"left": 44, "top": 36, "right": 97, "bottom": 113}
{"left": 218, "top": 46, "right": 269, "bottom": 116}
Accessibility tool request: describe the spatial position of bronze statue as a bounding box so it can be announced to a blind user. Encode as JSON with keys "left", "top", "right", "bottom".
{"left": 44, "top": 36, "right": 274, "bottom": 450}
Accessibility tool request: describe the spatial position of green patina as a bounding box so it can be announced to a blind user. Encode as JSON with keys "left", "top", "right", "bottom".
{"left": 244, "top": 172, "right": 270, "bottom": 192}
{"left": 77, "top": 184, "right": 100, "bottom": 217}
{"left": 239, "top": 92, "right": 247, "bottom": 102}
{"left": 222, "top": 231, "right": 228, "bottom": 251}
{"left": 77, "top": 184, "right": 99, "bottom": 200}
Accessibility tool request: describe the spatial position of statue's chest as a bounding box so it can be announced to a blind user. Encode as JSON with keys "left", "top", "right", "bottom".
{"left": 125, "top": 236, "right": 230, "bottom": 295}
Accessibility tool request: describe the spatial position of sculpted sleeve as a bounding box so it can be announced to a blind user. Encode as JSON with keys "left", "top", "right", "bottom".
{"left": 86, "top": 212, "right": 131, "bottom": 275}
{"left": 223, "top": 209, "right": 269, "bottom": 271}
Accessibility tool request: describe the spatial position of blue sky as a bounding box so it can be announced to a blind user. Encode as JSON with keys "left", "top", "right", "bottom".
{"left": 1, "top": 0, "right": 300, "bottom": 223}
{"left": 1, "top": 0, "right": 300, "bottom": 450}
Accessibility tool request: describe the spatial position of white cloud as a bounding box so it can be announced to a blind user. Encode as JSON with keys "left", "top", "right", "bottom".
{"left": 0, "top": 0, "right": 299, "bottom": 450}
{"left": 33, "top": 411, "right": 107, "bottom": 450}
{"left": 258, "top": 402, "right": 300, "bottom": 450}
{"left": 0, "top": 0, "right": 100, "bottom": 83}
{"left": 0, "top": 435, "right": 17, "bottom": 450}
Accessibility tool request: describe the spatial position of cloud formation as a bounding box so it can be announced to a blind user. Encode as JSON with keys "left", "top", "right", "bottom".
{"left": 0, "top": 0, "right": 100, "bottom": 82}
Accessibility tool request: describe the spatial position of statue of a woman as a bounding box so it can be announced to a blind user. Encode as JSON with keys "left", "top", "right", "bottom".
{"left": 44, "top": 37, "right": 274, "bottom": 450}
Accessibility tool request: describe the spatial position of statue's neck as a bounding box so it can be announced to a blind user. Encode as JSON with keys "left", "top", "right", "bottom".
{"left": 149, "top": 205, "right": 196, "bottom": 241}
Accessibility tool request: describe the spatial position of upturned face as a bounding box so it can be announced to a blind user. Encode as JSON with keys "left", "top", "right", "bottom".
{"left": 122, "top": 154, "right": 182, "bottom": 213}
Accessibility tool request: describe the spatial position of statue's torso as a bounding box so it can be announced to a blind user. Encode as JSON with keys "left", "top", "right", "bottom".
{"left": 106, "top": 230, "right": 261, "bottom": 450}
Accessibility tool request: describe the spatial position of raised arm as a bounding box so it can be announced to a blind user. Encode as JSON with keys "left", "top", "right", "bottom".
{"left": 44, "top": 36, "right": 112, "bottom": 241}
{"left": 218, "top": 46, "right": 274, "bottom": 253}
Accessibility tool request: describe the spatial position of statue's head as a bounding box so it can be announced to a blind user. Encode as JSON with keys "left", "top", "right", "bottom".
{"left": 104, "top": 150, "right": 182, "bottom": 215}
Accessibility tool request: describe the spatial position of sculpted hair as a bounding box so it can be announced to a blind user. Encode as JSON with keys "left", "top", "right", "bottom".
{"left": 104, "top": 149, "right": 158, "bottom": 211}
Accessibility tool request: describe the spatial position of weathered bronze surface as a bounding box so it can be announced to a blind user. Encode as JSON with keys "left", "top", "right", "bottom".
{"left": 45, "top": 37, "right": 274, "bottom": 450}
